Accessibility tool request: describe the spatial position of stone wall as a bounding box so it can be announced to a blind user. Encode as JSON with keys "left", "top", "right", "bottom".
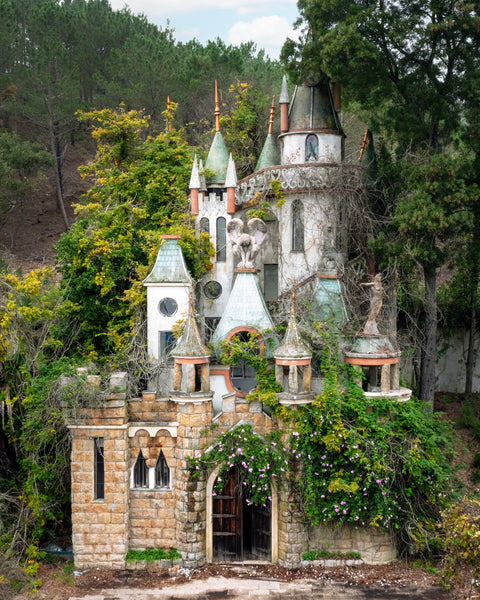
{"left": 306, "top": 524, "right": 396, "bottom": 564}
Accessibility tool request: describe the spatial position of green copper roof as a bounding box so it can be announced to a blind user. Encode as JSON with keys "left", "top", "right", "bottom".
{"left": 289, "top": 78, "right": 342, "bottom": 132}
{"left": 205, "top": 131, "right": 229, "bottom": 184}
{"left": 143, "top": 238, "right": 191, "bottom": 284}
{"left": 255, "top": 133, "right": 280, "bottom": 171}
{"left": 211, "top": 271, "right": 276, "bottom": 356}
{"left": 309, "top": 277, "right": 348, "bottom": 326}
{"left": 172, "top": 309, "right": 210, "bottom": 359}
{"left": 274, "top": 307, "right": 311, "bottom": 360}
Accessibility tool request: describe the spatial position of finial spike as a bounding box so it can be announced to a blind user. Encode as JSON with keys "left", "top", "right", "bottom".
{"left": 291, "top": 288, "right": 296, "bottom": 314}
{"left": 215, "top": 80, "right": 220, "bottom": 132}
{"left": 359, "top": 129, "right": 369, "bottom": 162}
{"left": 268, "top": 95, "right": 275, "bottom": 134}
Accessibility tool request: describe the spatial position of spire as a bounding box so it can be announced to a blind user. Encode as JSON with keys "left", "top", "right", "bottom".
{"left": 225, "top": 153, "right": 237, "bottom": 188}
{"left": 199, "top": 159, "right": 207, "bottom": 191}
{"left": 214, "top": 80, "right": 221, "bottom": 132}
{"left": 143, "top": 237, "right": 191, "bottom": 284}
{"left": 288, "top": 75, "right": 342, "bottom": 132}
{"left": 205, "top": 82, "right": 229, "bottom": 184}
{"left": 171, "top": 291, "right": 210, "bottom": 359}
{"left": 274, "top": 292, "right": 311, "bottom": 360}
{"left": 189, "top": 155, "right": 200, "bottom": 189}
{"left": 255, "top": 96, "right": 280, "bottom": 171}
{"left": 280, "top": 76, "right": 289, "bottom": 133}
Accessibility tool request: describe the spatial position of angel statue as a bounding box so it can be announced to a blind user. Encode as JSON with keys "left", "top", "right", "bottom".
{"left": 360, "top": 273, "right": 383, "bottom": 336}
{"left": 227, "top": 217, "right": 267, "bottom": 269}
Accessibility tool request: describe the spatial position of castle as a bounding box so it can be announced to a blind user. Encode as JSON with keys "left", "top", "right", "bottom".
{"left": 67, "top": 75, "right": 410, "bottom": 569}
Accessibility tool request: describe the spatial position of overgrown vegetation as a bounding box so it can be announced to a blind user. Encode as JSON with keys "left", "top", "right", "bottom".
{"left": 125, "top": 547, "right": 181, "bottom": 564}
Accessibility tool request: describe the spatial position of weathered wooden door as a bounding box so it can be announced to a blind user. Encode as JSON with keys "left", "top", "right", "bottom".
{"left": 212, "top": 467, "right": 271, "bottom": 561}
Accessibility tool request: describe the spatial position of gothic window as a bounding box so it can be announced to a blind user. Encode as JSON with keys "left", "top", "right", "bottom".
{"left": 292, "top": 200, "right": 304, "bottom": 252}
{"left": 155, "top": 451, "right": 170, "bottom": 489}
{"left": 216, "top": 217, "right": 226, "bottom": 262}
{"left": 133, "top": 450, "right": 148, "bottom": 488}
{"left": 200, "top": 217, "right": 210, "bottom": 234}
{"left": 94, "top": 437, "right": 104, "bottom": 500}
{"left": 305, "top": 134, "right": 319, "bottom": 161}
{"left": 159, "top": 331, "right": 175, "bottom": 358}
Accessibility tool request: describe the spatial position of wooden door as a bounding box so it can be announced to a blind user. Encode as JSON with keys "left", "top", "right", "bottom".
{"left": 212, "top": 467, "right": 242, "bottom": 560}
{"left": 212, "top": 467, "right": 272, "bottom": 561}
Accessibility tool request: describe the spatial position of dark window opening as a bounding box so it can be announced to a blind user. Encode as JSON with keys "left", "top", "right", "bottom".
{"left": 155, "top": 451, "right": 170, "bottom": 488}
{"left": 305, "top": 134, "right": 319, "bottom": 161}
{"left": 216, "top": 217, "right": 226, "bottom": 262}
{"left": 292, "top": 200, "right": 304, "bottom": 252}
{"left": 94, "top": 438, "right": 104, "bottom": 500}
{"left": 195, "top": 364, "right": 202, "bottom": 392}
{"left": 134, "top": 450, "right": 148, "bottom": 488}
{"left": 230, "top": 331, "right": 258, "bottom": 393}
{"left": 200, "top": 217, "right": 210, "bottom": 234}
{"left": 264, "top": 264, "right": 278, "bottom": 301}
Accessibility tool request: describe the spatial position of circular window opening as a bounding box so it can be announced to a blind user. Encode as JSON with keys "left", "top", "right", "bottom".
{"left": 158, "top": 297, "right": 178, "bottom": 316}
{"left": 204, "top": 280, "right": 223, "bottom": 299}
{"left": 229, "top": 331, "right": 259, "bottom": 393}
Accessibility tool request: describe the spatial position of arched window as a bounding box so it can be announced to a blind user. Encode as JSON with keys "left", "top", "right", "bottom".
{"left": 133, "top": 450, "right": 148, "bottom": 488}
{"left": 292, "top": 200, "right": 304, "bottom": 252}
{"left": 200, "top": 217, "right": 210, "bottom": 234}
{"left": 155, "top": 451, "right": 170, "bottom": 489}
{"left": 229, "top": 331, "right": 258, "bottom": 393}
{"left": 216, "top": 217, "right": 226, "bottom": 262}
{"left": 305, "top": 134, "right": 318, "bottom": 161}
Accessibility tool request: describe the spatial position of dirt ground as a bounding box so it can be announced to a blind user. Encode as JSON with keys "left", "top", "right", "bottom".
{"left": 12, "top": 560, "right": 452, "bottom": 600}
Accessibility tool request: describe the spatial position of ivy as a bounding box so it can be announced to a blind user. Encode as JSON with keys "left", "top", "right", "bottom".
{"left": 188, "top": 425, "right": 288, "bottom": 507}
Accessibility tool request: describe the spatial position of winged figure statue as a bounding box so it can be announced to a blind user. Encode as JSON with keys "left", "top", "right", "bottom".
{"left": 227, "top": 217, "right": 267, "bottom": 269}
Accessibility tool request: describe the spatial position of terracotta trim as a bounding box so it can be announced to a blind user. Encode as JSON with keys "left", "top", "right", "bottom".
{"left": 210, "top": 367, "right": 235, "bottom": 393}
{"left": 344, "top": 357, "right": 399, "bottom": 366}
{"left": 160, "top": 234, "right": 182, "bottom": 239}
{"left": 275, "top": 358, "right": 310, "bottom": 366}
{"left": 173, "top": 357, "right": 209, "bottom": 364}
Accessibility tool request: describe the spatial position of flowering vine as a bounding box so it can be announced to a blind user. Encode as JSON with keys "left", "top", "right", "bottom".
{"left": 188, "top": 425, "right": 288, "bottom": 507}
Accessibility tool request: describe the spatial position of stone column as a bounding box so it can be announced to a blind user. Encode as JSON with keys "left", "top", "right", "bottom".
{"left": 380, "top": 364, "right": 391, "bottom": 394}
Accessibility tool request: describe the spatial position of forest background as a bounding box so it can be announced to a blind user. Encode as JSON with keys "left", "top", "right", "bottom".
{"left": 1, "top": 0, "right": 480, "bottom": 594}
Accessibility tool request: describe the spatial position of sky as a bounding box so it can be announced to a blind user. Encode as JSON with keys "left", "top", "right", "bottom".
{"left": 107, "top": 0, "right": 302, "bottom": 59}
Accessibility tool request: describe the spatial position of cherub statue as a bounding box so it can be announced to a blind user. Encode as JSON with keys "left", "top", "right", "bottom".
{"left": 361, "top": 273, "right": 383, "bottom": 336}
{"left": 227, "top": 217, "right": 267, "bottom": 269}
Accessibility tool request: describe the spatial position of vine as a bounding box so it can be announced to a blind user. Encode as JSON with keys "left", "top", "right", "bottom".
{"left": 188, "top": 425, "right": 288, "bottom": 507}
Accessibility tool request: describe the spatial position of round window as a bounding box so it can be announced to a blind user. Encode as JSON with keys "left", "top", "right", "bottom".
{"left": 204, "top": 280, "right": 222, "bottom": 299}
{"left": 158, "top": 297, "right": 178, "bottom": 316}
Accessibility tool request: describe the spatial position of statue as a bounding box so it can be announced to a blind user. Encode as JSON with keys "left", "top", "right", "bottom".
{"left": 227, "top": 217, "right": 267, "bottom": 269}
{"left": 361, "top": 273, "right": 383, "bottom": 336}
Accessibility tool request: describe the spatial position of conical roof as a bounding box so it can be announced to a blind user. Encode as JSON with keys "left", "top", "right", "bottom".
{"left": 205, "top": 131, "right": 229, "bottom": 184}
{"left": 171, "top": 306, "right": 210, "bottom": 359}
{"left": 274, "top": 298, "right": 311, "bottom": 360}
{"left": 309, "top": 276, "right": 348, "bottom": 326}
{"left": 289, "top": 77, "right": 342, "bottom": 132}
{"left": 211, "top": 271, "right": 276, "bottom": 356}
{"left": 143, "top": 237, "right": 191, "bottom": 284}
{"left": 255, "top": 133, "right": 280, "bottom": 171}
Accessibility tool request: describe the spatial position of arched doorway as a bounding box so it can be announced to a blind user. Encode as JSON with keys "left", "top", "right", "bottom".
{"left": 211, "top": 466, "right": 271, "bottom": 561}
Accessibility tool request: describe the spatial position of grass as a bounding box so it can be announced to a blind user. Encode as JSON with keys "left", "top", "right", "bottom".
{"left": 125, "top": 547, "right": 181, "bottom": 564}
{"left": 302, "top": 550, "right": 361, "bottom": 561}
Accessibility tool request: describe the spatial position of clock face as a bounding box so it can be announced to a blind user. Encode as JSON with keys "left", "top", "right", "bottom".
{"left": 204, "top": 280, "right": 222, "bottom": 300}
{"left": 158, "top": 297, "right": 178, "bottom": 316}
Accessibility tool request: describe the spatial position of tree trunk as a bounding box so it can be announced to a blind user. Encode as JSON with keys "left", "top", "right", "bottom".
{"left": 49, "top": 118, "right": 69, "bottom": 230}
{"left": 465, "top": 208, "right": 480, "bottom": 395}
{"left": 420, "top": 266, "right": 437, "bottom": 407}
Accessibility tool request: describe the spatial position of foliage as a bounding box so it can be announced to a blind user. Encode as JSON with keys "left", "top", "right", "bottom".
{"left": 217, "top": 332, "right": 282, "bottom": 411}
{"left": 289, "top": 355, "right": 458, "bottom": 553}
{"left": 441, "top": 499, "right": 480, "bottom": 593}
{"left": 302, "top": 550, "right": 361, "bottom": 561}
{"left": 56, "top": 107, "right": 214, "bottom": 357}
{"left": 0, "top": 132, "right": 52, "bottom": 218}
{"left": 125, "top": 547, "right": 181, "bottom": 563}
{"left": 188, "top": 424, "right": 289, "bottom": 508}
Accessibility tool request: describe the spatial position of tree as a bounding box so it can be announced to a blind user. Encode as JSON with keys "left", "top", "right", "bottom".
{"left": 281, "top": 0, "right": 480, "bottom": 403}
{"left": 56, "top": 106, "right": 213, "bottom": 357}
